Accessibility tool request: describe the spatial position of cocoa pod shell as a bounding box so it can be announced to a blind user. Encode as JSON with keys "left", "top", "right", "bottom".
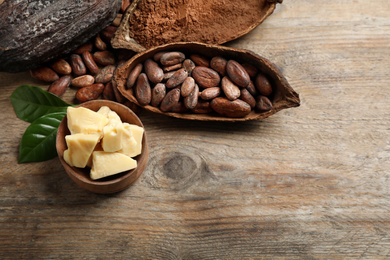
{"left": 113, "top": 42, "right": 300, "bottom": 122}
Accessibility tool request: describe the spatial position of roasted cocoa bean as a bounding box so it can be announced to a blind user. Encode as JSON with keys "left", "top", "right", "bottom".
{"left": 70, "top": 54, "right": 87, "bottom": 76}
{"left": 190, "top": 54, "right": 210, "bottom": 67}
{"left": 72, "top": 41, "right": 93, "bottom": 55}
{"left": 144, "top": 58, "right": 164, "bottom": 84}
{"left": 240, "top": 88, "right": 256, "bottom": 109}
{"left": 160, "top": 88, "right": 180, "bottom": 112}
{"left": 48, "top": 75, "right": 71, "bottom": 97}
{"left": 246, "top": 81, "right": 258, "bottom": 96}
{"left": 255, "top": 73, "right": 273, "bottom": 96}
{"left": 192, "top": 66, "right": 220, "bottom": 88}
{"left": 255, "top": 95, "right": 273, "bottom": 112}
{"left": 94, "top": 34, "right": 107, "bottom": 51}
{"left": 153, "top": 51, "right": 167, "bottom": 62}
{"left": 181, "top": 77, "right": 195, "bottom": 97}
{"left": 226, "top": 60, "right": 251, "bottom": 87}
{"left": 200, "top": 87, "right": 221, "bottom": 100}
{"left": 210, "top": 56, "right": 227, "bottom": 76}
{"left": 221, "top": 76, "right": 241, "bottom": 100}
{"left": 30, "top": 67, "right": 59, "bottom": 83}
{"left": 160, "top": 51, "right": 185, "bottom": 66}
{"left": 135, "top": 73, "right": 151, "bottom": 106}
{"left": 242, "top": 63, "right": 258, "bottom": 78}
{"left": 102, "top": 81, "right": 116, "bottom": 101}
{"left": 163, "top": 63, "right": 182, "bottom": 73}
{"left": 75, "top": 83, "right": 104, "bottom": 103}
{"left": 192, "top": 100, "right": 212, "bottom": 114}
{"left": 166, "top": 68, "right": 188, "bottom": 88}
{"left": 82, "top": 51, "right": 99, "bottom": 75}
{"left": 211, "top": 97, "right": 251, "bottom": 118}
{"left": 163, "top": 71, "right": 176, "bottom": 81}
{"left": 184, "top": 84, "right": 199, "bottom": 109}
{"left": 100, "top": 26, "right": 117, "bottom": 42}
{"left": 151, "top": 83, "right": 166, "bottom": 107}
{"left": 93, "top": 51, "right": 116, "bottom": 66}
{"left": 127, "top": 63, "right": 143, "bottom": 89}
{"left": 71, "top": 75, "right": 95, "bottom": 88}
{"left": 183, "top": 59, "right": 196, "bottom": 76}
{"left": 95, "top": 65, "right": 116, "bottom": 83}
{"left": 51, "top": 59, "right": 72, "bottom": 75}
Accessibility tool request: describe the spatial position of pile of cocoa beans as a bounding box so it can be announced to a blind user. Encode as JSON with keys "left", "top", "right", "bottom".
{"left": 126, "top": 51, "right": 274, "bottom": 118}
{"left": 29, "top": 0, "right": 133, "bottom": 103}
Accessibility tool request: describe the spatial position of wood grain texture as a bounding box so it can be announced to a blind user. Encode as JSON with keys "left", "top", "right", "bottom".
{"left": 1, "top": 0, "right": 390, "bottom": 259}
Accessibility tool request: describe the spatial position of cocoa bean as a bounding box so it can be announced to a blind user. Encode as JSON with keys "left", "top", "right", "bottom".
{"left": 210, "top": 97, "right": 251, "bottom": 118}
{"left": 255, "top": 95, "right": 273, "bottom": 112}
{"left": 48, "top": 75, "right": 71, "bottom": 97}
{"left": 200, "top": 87, "right": 221, "bottom": 100}
{"left": 71, "top": 75, "right": 95, "bottom": 88}
{"left": 95, "top": 65, "right": 116, "bottom": 83}
{"left": 100, "top": 26, "right": 117, "bottom": 42}
{"left": 111, "top": 79, "right": 126, "bottom": 103}
{"left": 112, "top": 13, "right": 123, "bottom": 27}
{"left": 163, "top": 63, "right": 182, "bottom": 73}
{"left": 242, "top": 63, "right": 258, "bottom": 78}
{"left": 181, "top": 77, "right": 195, "bottom": 97}
{"left": 75, "top": 83, "right": 105, "bottom": 103}
{"left": 30, "top": 67, "right": 59, "bottom": 83}
{"left": 226, "top": 60, "right": 251, "bottom": 87}
{"left": 255, "top": 73, "right": 273, "bottom": 96}
{"left": 246, "top": 81, "right": 258, "bottom": 96}
{"left": 190, "top": 54, "right": 210, "bottom": 67}
{"left": 127, "top": 63, "right": 143, "bottom": 89}
{"left": 171, "top": 101, "right": 188, "bottom": 113}
{"left": 160, "top": 88, "right": 181, "bottom": 112}
{"left": 120, "top": 0, "right": 130, "bottom": 13}
{"left": 135, "top": 73, "right": 151, "bottom": 106}
{"left": 51, "top": 58, "right": 72, "bottom": 75}
{"left": 93, "top": 50, "right": 116, "bottom": 66}
{"left": 153, "top": 51, "right": 167, "bottom": 62}
{"left": 210, "top": 56, "right": 227, "bottom": 76}
{"left": 163, "top": 71, "right": 176, "bottom": 81}
{"left": 151, "top": 83, "right": 166, "bottom": 107}
{"left": 221, "top": 76, "right": 241, "bottom": 100}
{"left": 82, "top": 51, "right": 99, "bottom": 75}
{"left": 192, "top": 66, "right": 220, "bottom": 88}
{"left": 144, "top": 59, "right": 164, "bottom": 84}
{"left": 183, "top": 59, "right": 196, "bottom": 76}
{"left": 72, "top": 42, "right": 93, "bottom": 55}
{"left": 184, "top": 84, "right": 199, "bottom": 109}
{"left": 192, "top": 100, "right": 212, "bottom": 114}
{"left": 70, "top": 54, "right": 86, "bottom": 76}
{"left": 102, "top": 82, "right": 116, "bottom": 101}
{"left": 166, "top": 68, "right": 188, "bottom": 88}
{"left": 94, "top": 34, "right": 107, "bottom": 51}
{"left": 160, "top": 51, "right": 185, "bottom": 66}
{"left": 240, "top": 88, "right": 256, "bottom": 109}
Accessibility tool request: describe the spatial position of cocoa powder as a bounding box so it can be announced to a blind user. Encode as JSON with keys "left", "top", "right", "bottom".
{"left": 128, "top": 0, "right": 270, "bottom": 48}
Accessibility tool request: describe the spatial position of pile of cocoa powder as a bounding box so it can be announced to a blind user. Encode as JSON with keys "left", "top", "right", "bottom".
{"left": 128, "top": 0, "right": 270, "bottom": 48}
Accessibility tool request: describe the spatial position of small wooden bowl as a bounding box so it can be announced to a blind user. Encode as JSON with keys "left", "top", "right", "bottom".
{"left": 56, "top": 100, "right": 148, "bottom": 194}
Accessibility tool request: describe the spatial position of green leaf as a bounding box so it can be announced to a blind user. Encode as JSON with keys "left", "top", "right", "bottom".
{"left": 10, "top": 85, "right": 71, "bottom": 123}
{"left": 18, "top": 112, "right": 67, "bottom": 163}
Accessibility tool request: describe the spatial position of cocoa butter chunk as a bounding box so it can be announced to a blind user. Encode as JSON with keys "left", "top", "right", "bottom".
{"left": 0, "top": 0, "right": 122, "bottom": 72}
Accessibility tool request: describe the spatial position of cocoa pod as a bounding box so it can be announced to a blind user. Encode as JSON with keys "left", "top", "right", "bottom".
{"left": 160, "top": 52, "right": 186, "bottom": 66}
{"left": 75, "top": 83, "right": 105, "bottom": 103}
{"left": 166, "top": 68, "right": 188, "bottom": 89}
{"left": 210, "top": 56, "right": 227, "bottom": 76}
{"left": 48, "top": 75, "right": 71, "bottom": 97}
{"left": 181, "top": 77, "right": 196, "bottom": 97}
{"left": 240, "top": 88, "right": 256, "bottom": 109}
{"left": 30, "top": 67, "right": 59, "bottom": 83}
{"left": 51, "top": 59, "right": 72, "bottom": 75}
{"left": 71, "top": 75, "right": 95, "bottom": 88}
{"left": 95, "top": 65, "right": 116, "bottom": 84}
{"left": 211, "top": 97, "right": 251, "bottom": 118}
{"left": 184, "top": 84, "right": 199, "bottom": 109}
{"left": 221, "top": 76, "right": 241, "bottom": 101}
{"left": 160, "top": 88, "right": 181, "bottom": 112}
{"left": 126, "top": 63, "right": 143, "bottom": 89}
{"left": 183, "top": 59, "right": 196, "bottom": 76}
{"left": 255, "top": 73, "right": 273, "bottom": 96}
{"left": 93, "top": 51, "right": 116, "bottom": 66}
{"left": 70, "top": 54, "right": 87, "bottom": 76}
{"left": 135, "top": 73, "right": 151, "bottom": 106}
{"left": 226, "top": 60, "right": 251, "bottom": 87}
{"left": 102, "top": 82, "right": 116, "bottom": 101}
{"left": 192, "top": 100, "right": 212, "bottom": 114}
{"left": 200, "top": 87, "right": 221, "bottom": 100}
{"left": 151, "top": 83, "right": 166, "bottom": 107}
{"left": 255, "top": 95, "right": 273, "bottom": 112}
{"left": 192, "top": 66, "right": 220, "bottom": 88}
{"left": 144, "top": 59, "right": 164, "bottom": 84}
{"left": 190, "top": 54, "right": 209, "bottom": 67}
{"left": 82, "top": 51, "right": 99, "bottom": 75}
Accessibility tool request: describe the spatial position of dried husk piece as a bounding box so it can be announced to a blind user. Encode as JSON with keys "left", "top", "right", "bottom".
{"left": 111, "top": 0, "right": 283, "bottom": 53}
{"left": 113, "top": 42, "right": 300, "bottom": 122}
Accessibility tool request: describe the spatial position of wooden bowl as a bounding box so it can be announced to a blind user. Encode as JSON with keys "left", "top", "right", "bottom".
{"left": 113, "top": 42, "right": 300, "bottom": 122}
{"left": 56, "top": 100, "right": 148, "bottom": 194}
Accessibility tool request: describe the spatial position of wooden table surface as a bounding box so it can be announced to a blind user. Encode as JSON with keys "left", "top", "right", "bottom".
{"left": 1, "top": 0, "right": 390, "bottom": 259}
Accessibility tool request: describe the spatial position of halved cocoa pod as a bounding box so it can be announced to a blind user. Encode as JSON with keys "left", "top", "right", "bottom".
{"left": 113, "top": 42, "right": 300, "bottom": 122}
{"left": 111, "top": 0, "right": 282, "bottom": 52}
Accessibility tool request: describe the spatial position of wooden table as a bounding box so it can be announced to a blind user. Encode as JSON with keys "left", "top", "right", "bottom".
{"left": 1, "top": 0, "right": 390, "bottom": 258}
